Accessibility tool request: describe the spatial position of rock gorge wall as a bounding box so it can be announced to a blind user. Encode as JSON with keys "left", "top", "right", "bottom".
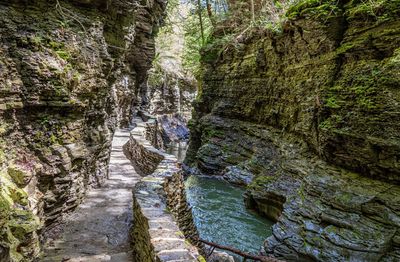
{"left": 146, "top": 1, "right": 196, "bottom": 120}
{"left": 147, "top": 68, "right": 196, "bottom": 119}
{"left": 143, "top": 0, "right": 196, "bottom": 150}
{"left": 186, "top": 0, "right": 400, "bottom": 261}
{"left": 144, "top": 114, "right": 190, "bottom": 151}
{"left": 0, "top": 0, "right": 165, "bottom": 260}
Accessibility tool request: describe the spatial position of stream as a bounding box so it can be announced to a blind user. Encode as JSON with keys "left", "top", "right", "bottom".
{"left": 185, "top": 175, "right": 274, "bottom": 260}
{"left": 166, "top": 140, "right": 274, "bottom": 259}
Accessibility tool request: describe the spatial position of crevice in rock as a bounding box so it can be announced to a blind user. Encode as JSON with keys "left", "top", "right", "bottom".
{"left": 244, "top": 191, "right": 285, "bottom": 223}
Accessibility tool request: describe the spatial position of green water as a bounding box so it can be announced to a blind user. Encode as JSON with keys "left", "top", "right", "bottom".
{"left": 185, "top": 175, "right": 274, "bottom": 259}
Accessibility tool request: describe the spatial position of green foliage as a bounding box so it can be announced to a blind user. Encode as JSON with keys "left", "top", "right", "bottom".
{"left": 49, "top": 134, "right": 58, "bottom": 144}
{"left": 56, "top": 50, "right": 71, "bottom": 61}
{"left": 319, "top": 119, "right": 333, "bottom": 130}
{"left": 346, "top": 0, "right": 400, "bottom": 22}
{"left": 202, "top": 127, "right": 225, "bottom": 140}
{"left": 181, "top": 0, "right": 300, "bottom": 75}
{"left": 0, "top": 169, "right": 42, "bottom": 260}
{"left": 182, "top": 8, "right": 213, "bottom": 78}
{"left": 263, "top": 21, "right": 284, "bottom": 34}
{"left": 48, "top": 41, "right": 64, "bottom": 50}
{"left": 199, "top": 32, "right": 237, "bottom": 66}
{"left": 248, "top": 175, "right": 277, "bottom": 191}
{"left": 160, "top": 0, "right": 180, "bottom": 33}
{"left": 197, "top": 255, "right": 207, "bottom": 262}
{"left": 31, "top": 36, "right": 43, "bottom": 46}
{"left": 325, "top": 96, "right": 341, "bottom": 109}
{"left": 286, "top": 0, "right": 341, "bottom": 20}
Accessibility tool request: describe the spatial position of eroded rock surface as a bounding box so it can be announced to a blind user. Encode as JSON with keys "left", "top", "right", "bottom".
{"left": 186, "top": 0, "right": 400, "bottom": 261}
{"left": 0, "top": 0, "right": 165, "bottom": 260}
{"left": 144, "top": 114, "right": 190, "bottom": 151}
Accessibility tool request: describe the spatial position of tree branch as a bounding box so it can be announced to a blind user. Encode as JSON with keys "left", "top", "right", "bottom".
{"left": 196, "top": 238, "right": 284, "bottom": 262}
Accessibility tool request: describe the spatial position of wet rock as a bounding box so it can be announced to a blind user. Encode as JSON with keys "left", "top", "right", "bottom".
{"left": 223, "top": 165, "right": 254, "bottom": 185}
{"left": 208, "top": 251, "right": 235, "bottom": 262}
{"left": 145, "top": 114, "right": 190, "bottom": 150}
{"left": 0, "top": 246, "right": 10, "bottom": 262}
{"left": 185, "top": 0, "right": 400, "bottom": 260}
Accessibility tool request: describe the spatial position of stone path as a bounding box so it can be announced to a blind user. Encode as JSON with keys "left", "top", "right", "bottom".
{"left": 43, "top": 128, "right": 140, "bottom": 262}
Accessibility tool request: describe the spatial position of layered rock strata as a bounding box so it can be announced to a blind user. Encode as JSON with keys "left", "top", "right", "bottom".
{"left": 124, "top": 120, "right": 203, "bottom": 261}
{"left": 144, "top": 114, "right": 190, "bottom": 151}
{"left": 147, "top": 71, "right": 197, "bottom": 119}
{"left": 144, "top": 1, "right": 196, "bottom": 152}
{"left": 186, "top": 0, "right": 400, "bottom": 261}
{"left": 0, "top": 0, "right": 165, "bottom": 260}
{"left": 146, "top": 1, "right": 196, "bottom": 120}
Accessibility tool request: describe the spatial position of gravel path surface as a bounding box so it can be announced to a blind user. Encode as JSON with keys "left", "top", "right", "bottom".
{"left": 43, "top": 129, "right": 139, "bottom": 262}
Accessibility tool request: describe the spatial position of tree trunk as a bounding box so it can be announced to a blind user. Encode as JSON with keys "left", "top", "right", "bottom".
{"left": 206, "top": 0, "right": 215, "bottom": 26}
{"left": 197, "top": 238, "right": 284, "bottom": 262}
{"left": 197, "top": 0, "right": 205, "bottom": 45}
{"left": 250, "top": 0, "right": 255, "bottom": 21}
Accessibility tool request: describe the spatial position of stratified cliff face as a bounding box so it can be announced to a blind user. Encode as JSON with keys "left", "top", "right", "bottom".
{"left": 145, "top": 1, "right": 196, "bottom": 120}
{"left": 0, "top": 0, "right": 165, "bottom": 260}
{"left": 147, "top": 71, "right": 196, "bottom": 119}
{"left": 186, "top": 0, "right": 400, "bottom": 261}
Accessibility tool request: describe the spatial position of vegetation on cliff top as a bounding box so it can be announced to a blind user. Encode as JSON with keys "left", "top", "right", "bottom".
{"left": 181, "top": 0, "right": 400, "bottom": 76}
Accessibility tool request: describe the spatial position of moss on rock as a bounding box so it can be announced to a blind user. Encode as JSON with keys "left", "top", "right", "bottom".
{"left": 0, "top": 169, "right": 42, "bottom": 261}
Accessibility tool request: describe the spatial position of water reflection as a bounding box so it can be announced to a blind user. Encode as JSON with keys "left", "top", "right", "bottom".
{"left": 185, "top": 175, "right": 274, "bottom": 260}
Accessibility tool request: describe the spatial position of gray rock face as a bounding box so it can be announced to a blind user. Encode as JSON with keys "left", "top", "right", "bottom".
{"left": 185, "top": 1, "right": 400, "bottom": 261}
{"left": 223, "top": 165, "right": 254, "bottom": 185}
{"left": 208, "top": 251, "right": 235, "bottom": 262}
{"left": 144, "top": 114, "right": 190, "bottom": 150}
{"left": 147, "top": 71, "right": 197, "bottom": 118}
{"left": 0, "top": 0, "right": 165, "bottom": 260}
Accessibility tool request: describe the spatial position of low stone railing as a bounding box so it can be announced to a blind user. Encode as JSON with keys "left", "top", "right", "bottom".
{"left": 123, "top": 120, "right": 204, "bottom": 262}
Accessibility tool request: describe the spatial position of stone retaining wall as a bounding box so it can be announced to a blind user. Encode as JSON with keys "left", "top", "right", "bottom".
{"left": 124, "top": 121, "right": 203, "bottom": 262}
{"left": 123, "top": 125, "right": 163, "bottom": 176}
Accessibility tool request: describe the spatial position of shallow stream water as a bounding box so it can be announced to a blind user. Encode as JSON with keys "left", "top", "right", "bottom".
{"left": 185, "top": 175, "right": 274, "bottom": 260}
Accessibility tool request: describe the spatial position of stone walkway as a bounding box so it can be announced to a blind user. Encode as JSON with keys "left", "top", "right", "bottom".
{"left": 43, "top": 129, "right": 140, "bottom": 262}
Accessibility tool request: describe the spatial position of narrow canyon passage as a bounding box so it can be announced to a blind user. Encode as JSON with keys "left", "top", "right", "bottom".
{"left": 43, "top": 129, "right": 139, "bottom": 262}
{"left": 1, "top": 0, "right": 399, "bottom": 261}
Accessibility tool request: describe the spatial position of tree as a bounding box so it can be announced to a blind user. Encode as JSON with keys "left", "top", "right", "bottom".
{"left": 206, "top": 0, "right": 216, "bottom": 26}
{"left": 250, "top": 0, "right": 255, "bottom": 22}
{"left": 197, "top": 0, "right": 205, "bottom": 45}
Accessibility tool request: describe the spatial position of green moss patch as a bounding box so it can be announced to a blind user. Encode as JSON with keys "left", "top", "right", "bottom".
{"left": 0, "top": 169, "right": 42, "bottom": 261}
{"left": 248, "top": 175, "right": 278, "bottom": 192}
{"left": 286, "top": 0, "right": 341, "bottom": 20}
{"left": 345, "top": 0, "right": 400, "bottom": 22}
